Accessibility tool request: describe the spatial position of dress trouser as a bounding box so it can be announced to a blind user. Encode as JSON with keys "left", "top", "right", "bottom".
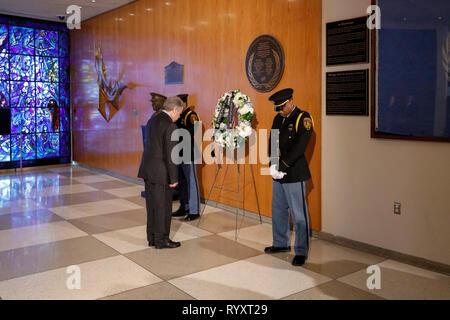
{"left": 178, "top": 163, "right": 200, "bottom": 215}
{"left": 271, "top": 180, "right": 311, "bottom": 256}
{"left": 145, "top": 180, "right": 172, "bottom": 243}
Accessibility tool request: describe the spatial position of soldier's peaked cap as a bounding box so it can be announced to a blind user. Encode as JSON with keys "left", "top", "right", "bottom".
{"left": 269, "top": 88, "right": 293, "bottom": 111}
{"left": 177, "top": 94, "right": 188, "bottom": 103}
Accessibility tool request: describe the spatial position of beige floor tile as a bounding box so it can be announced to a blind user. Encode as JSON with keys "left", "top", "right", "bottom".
{"left": 189, "top": 210, "right": 260, "bottom": 234}
{"left": 125, "top": 196, "right": 146, "bottom": 207}
{"left": 218, "top": 223, "right": 284, "bottom": 252}
{"left": 100, "top": 282, "right": 195, "bottom": 300}
{"left": 58, "top": 171, "right": 99, "bottom": 178}
{"left": 47, "top": 166, "right": 89, "bottom": 173}
{"left": 0, "top": 221, "right": 87, "bottom": 252}
{"left": 283, "top": 280, "right": 384, "bottom": 300}
{"left": 104, "top": 186, "right": 145, "bottom": 198}
{"left": 0, "top": 255, "right": 162, "bottom": 300}
{"left": 338, "top": 259, "right": 450, "bottom": 300}
{"left": 93, "top": 225, "right": 150, "bottom": 254}
{"left": 0, "top": 209, "right": 63, "bottom": 231}
{"left": 49, "top": 199, "right": 143, "bottom": 219}
{"left": 199, "top": 204, "right": 229, "bottom": 215}
{"left": 26, "top": 184, "right": 98, "bottom": 198}
{"left": 169, "top": 254, "right": 331, "bottom": 300}
{"left": 68, "top": 209, "right": 147, "bottom": 234}
{"left": 72, "top": 175, "right": 116, "bottom": 184}
{"left": 269, "top": 239, "right": 386, "bottom": 279}
{"left": 87, "top": 180, "right": 136, "bottom": 190}
{"left": 125, "top": 235, "right": 261, "bottom": 280}
{"left": 0, "top": 198, "right": 43, "bottom": 216}
{"left": 34, "top": 191, "right": 118, "bottom": 208}
{"left": 170, "top": 219, "right": 212, "bottom": 242}
{"left": 93, "top": 221, "right": 211, "bottom": 254}
{"left": 0, "top": 236, "right": 119, "bottom": 281}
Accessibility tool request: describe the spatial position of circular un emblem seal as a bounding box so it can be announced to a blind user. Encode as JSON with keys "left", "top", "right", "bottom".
{"left": 245, "top": 35, "right": 285, "bottom": 93}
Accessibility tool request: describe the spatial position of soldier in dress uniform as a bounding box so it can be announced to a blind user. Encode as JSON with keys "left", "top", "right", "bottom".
{"left": 265, "top": 88, "right": 314, "bottom": 266}
{"left": 172, "top": 94, "right": 201, "bottom": 222}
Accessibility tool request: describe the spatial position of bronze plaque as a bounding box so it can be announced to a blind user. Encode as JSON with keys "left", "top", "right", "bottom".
{"left": 245, "top": 35, "right": 285, "bottom": 93}
{"left": 165, "top": 61, "right": 184, "bottom": 85}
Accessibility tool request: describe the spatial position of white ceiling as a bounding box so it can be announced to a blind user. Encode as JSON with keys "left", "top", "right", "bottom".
{"left": 0, "top": 0, "right": 137, "bottom": 23}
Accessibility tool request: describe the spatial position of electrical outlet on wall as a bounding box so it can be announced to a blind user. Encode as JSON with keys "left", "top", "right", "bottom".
{"left": 394, "top": 202, "right": 401, "bottom": 215}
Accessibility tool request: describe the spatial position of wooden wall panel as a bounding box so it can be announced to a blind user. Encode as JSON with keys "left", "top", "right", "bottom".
{"left": 71, "top": 0, "right": 322, "bottom": 230}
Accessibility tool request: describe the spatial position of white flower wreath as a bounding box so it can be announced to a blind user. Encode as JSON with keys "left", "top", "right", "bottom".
{"left": 211, "top": 89, "right": 254, "bottom": 149}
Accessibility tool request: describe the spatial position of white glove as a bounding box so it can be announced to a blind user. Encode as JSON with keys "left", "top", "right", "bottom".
{"left": 270, "top": 165, "right": 287, "bottom": 180}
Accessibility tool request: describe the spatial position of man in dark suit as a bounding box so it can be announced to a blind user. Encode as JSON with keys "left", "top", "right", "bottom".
{"left": 138, "top": 96, "right": 184, "bottom": 249}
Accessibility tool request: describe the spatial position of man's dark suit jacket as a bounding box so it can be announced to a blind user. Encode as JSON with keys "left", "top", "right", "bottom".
{"left": 138, "top": 111, "right": 178, "bottom": 185}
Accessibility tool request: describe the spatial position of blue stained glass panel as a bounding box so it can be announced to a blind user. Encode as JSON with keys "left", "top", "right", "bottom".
{"left": 9, "top": 26, "right": 34, "bottom": 55}
{"left": 36, "top": 56, "right": 58, "bottom": 82}
{"left": 36, "top": 82, "right": 58, "bottom": 107}
{"left": 59, "top": 32, "right": 69, "bottom": 57}
{"left": 0, "top": 24, "right": 8, "bottom": 53}
{"left": 0, "top": 80, "right": 9, "bottom": 107}
{"left": 0, "top": 135, "right": 10, "bottom": 162}
{"left": 11, "top": 108, "right": 36, "bottom": 133}
{"left": 60, "top": 132, "right": 70, "bottom": 157}
{"left": 59, "top": 58, "right": 69, "bottom": 83}
{"left": 10, "top": 54, "right": 34, "bottom": 81}
{"left": 60, "top": 108, "right": 70, "bottom": 131}
{"left": 0, "top": 52, "right": 8, "bottom": 80}
{"left": 35, "top": 29, "right": 58, "bottom": 57}
{"left": 11, "top": 133, "right": 36, "bottom": 160}
{"left": 10, "top": 81, "right": 35, "bottom": 107}
{"left": 36, "top": 108, "right": 53, "bottom": 132}
{"left": 37, "top": 132, "right": 59, "bottom": 158}
{"left": 1, "top": 17, "right": 71, "bottom": 168}
{"left": 59, "top": 82, "right": 69, "bottom": 107}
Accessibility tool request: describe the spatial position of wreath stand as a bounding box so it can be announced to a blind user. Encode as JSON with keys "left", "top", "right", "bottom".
{"left": 196, "top": 162, "right": 263, "bottom": 241}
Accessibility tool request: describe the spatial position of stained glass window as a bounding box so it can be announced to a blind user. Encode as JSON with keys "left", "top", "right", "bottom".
{"left": 0, "top": 52, "right": 8, "bottom": 80}
{"left": 35, "top": 30, "right": 58, "bottom": 57}
{"left": 36, "top": 82, "right": 58, "bottom": 106}
{"left": 0, "top": 80, "right": 9, "bottom": 107}
{"left": 11, "top": 134, "right": 36, "bottom": 161}
{"left": 36, "top": 108, "right": 53, "bottom": 132}
{"left": 9, "top": 26, "right": 34, "bottom": 55}
{"left": 10, "top": 81, "right": 35, "bottom": 107}
{"left": 11, "top": 108, "right": 36, "bottom": 133}
{"left": 0, "top": 18, "right": 70, "bottom": 169}
{"left": 10, "top": 54, "right": 34, "bottom": 81}
{"left": 0, "top": 24, "right": 8, "bottom": 53}
{"left": 0, "top": 135, "right": 10, "bottom": 162}
{"left": 36, "top": 56, "right": 58, "bottom": 82}
{"left": 37, "top": 133, "right": 59, "bottom": 158}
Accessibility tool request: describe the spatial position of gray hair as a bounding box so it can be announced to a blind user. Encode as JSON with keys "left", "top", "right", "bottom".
{"left": 163, "top": 96, "right": 184, "bottom": 111}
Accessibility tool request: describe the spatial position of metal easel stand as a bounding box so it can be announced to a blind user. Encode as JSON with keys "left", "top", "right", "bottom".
{"left": 196, "top": 163, "right": 263, "bottom": 241}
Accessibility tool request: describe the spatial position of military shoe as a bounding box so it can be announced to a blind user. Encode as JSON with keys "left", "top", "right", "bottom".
{"left": 292, "top": 255, "right": 307, "bottom": 266}
{"left": 264, "top": 246, "right": 291, "bottom": 254}
{"left": 172, "top": 208, "right": 188, "bottom": 217}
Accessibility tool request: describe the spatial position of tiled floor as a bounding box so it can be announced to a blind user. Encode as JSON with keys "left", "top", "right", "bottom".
{"left": 0, "top": 165, "right": 449, "bottom": 300}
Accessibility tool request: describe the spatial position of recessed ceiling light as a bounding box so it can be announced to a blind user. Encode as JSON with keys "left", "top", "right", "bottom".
{"left": 146, "top": 8, "right": 153, "bottom": 11}
{"left": 165, "top": 2, "right": 172, "bottom": 6}
{"left": 129, "top": 13, "right": 135, "bottom": 16}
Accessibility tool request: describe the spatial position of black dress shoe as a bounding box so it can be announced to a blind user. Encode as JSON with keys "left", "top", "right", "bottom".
{"left": 184, "top": 214, "right": 199, "bottom": 222}
{"left": 172, "top": 208, "right": 188, "bottom": 217}
{"left": 155, "top": 239, "right": 181, "bottom": 249}
{"left": 292, "top": 255, "right": 306, "bottom": 266}
{"left": 148, "top": 240, "right": 154, "bottom": 247}
{"left": 264, "top": 246, "right": 291, "bottom": 254}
